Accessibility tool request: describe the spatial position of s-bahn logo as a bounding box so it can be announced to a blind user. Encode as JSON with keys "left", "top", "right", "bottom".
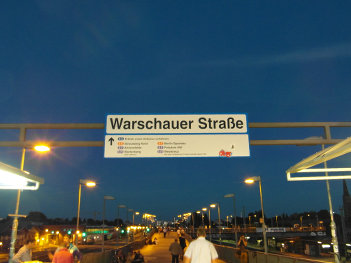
{"left": 219, "top": 150, "right": 232, "bottom": 157}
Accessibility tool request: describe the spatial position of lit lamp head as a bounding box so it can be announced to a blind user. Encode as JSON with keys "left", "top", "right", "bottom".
{"left": 210, "top": 204, "right": 216, "bottom": 208}
{"left": 202, "top": 208, "right": 207, "bottom": 211}
{"left": 135, "top": 212, "right": 140, "bottom": 215}
{"left": 196, "top": 211, "right": 201, "bottom": 214}
{"left": 85, "top": 181, "right": 96, "bottom": 187}
{"left": 244, "top": 176, "right": 261, "bottom": 184}
{"left": 80, "top": 179, "right": 96, "bottom": 187}
{"left": 224, "top": 193, "right": 234, "bottom": 198}
{"left": 34, "top": 145, "right": 51, "bottom": 153}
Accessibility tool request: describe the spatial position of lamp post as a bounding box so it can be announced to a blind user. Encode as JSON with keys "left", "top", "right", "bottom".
{"left": 201, "top": 207, "right": 211, "bottom": 238}
{"left": 245, "top": 176, "right": 268, "bottom": 253}
{"left": 9, "top": 139, "right": 50, "bottom": 261}
{"left": 276, "top": 215, "right": 278, "bottom": 227}
{"left": 210, "top": 203, "right": 221, "bottom": 243}
{"left": 196, "top": 211, "right": 201, "bottom": 228}
{"left": 128, "top": 209, "right": 134, "bottom": 224}
{"left": 322, "top": 144, "right": 340, "bottom": 263}
{"left": 76, "top": 179, "right": 96, "bottom": 244}
{"left": 224, "top": 193, "right": 238, "bottom": 245}
{"left": 102, "top": 195, "right": 115, "bottom": 252}
{"left": 208, "top": 205, "right": 215, "bottom": 241}
{"left": 299, "top": 136, "right": 340, "bottom": 262}
{"left": 191, "top": 212, "right": 195, "bottom": 235}
{"left": 135, "top": 212, "right": 140, "bottom": 225}
{"left": 117, "top": 204, "right": 126, "bottom": 226}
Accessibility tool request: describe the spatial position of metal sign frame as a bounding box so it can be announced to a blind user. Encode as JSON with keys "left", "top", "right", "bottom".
{"left": 0, "top": 122, "right": 350, "bottom": 148}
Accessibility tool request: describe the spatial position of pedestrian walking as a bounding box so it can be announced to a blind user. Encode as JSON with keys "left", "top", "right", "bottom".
{"left": 12, "top": 237, "right": 36, "bottom": 263}
{"left": 178, "top": 234, "right": 187, "bottom": 260}
{"left": 163, "top": 227, "right": 167, "bottom": 238}
{"left": 184, "top": 227, "right": 218, "bottom": 263}
{"left": 169, "top": 238, "right": 183, "bottom": 263}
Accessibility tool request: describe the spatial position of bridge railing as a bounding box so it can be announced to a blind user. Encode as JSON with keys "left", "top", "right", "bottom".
{"left": 213, "top": 244, "right": 331, "bottom": 263}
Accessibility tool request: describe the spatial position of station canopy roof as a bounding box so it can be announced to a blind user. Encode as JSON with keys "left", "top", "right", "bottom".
{"left": 287, "top": 137, "right": 351, "bottom": 173}
{"left": 0, "top": 161, "right": 44, "bottom": 190}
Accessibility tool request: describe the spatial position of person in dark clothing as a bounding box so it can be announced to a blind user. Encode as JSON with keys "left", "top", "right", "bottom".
{"left": 169, "top": 239, "right": 182, "bottom": 263}
{"left": 178, "top": 234, "right": 187, "bottom": 260}
{"left": 132, "top": 250, "right": 144, "bottom": 263}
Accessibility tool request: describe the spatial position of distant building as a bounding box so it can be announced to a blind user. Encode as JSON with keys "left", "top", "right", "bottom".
{"left": 343, "top": 180, "right": 351, "bottom": 241}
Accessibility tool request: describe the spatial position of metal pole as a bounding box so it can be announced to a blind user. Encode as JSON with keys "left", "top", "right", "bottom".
{"left": 258, "top": 179, "right": 268, "bottom": 253}
{"left": 233, "top": 196, "right": 238, "bottom": 245}
{"left": 192, "top": 213, "right": 195, "bottom": 236}
{"left": 116, "top": 206, "right": 119, "bottom": 242}
{"left": 117, "top": 206, "right": 119, "bottom": 225}
{"left": 126, "top": 206, "right": 128, "bottom": 224}
{"left": 243, "top": 206, "right": 246, "bottom": 230}
{"left": 218, "top": 204, "right": 221, "bottom": 243}
{"left": 276, "top": 215, "right": 278, "bottom": 227}
{"left": 9, "top": 128, "right": 26, "bottom": 262}
{"left": 209, "top": 208, "right": 211, "bottom": 241}
{"left": 133, "top": 213, "right": 135, "bottom": 225}
{"left": 322, "top": 145, "right": 340, "bottom": 263}
{"left": 76, "top": 183, "right": 82, "bottom": 245}
{"left": 102, "top": 199, "right": 105, "bottom": 252}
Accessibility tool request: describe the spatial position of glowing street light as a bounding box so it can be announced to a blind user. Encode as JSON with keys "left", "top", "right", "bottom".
{"left": 76, "top": 179, "right": 96, "bottom": 244}
{"left": 33, "top": 145, "right": 51, "bottom": 152}
{"left": 245, "top": 176, "right": 268, "bottom": 253}
{"left": 244, "top": 178, "right": 255, "bottom": 184}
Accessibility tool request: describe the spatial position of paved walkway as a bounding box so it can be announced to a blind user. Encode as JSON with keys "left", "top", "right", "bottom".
{"left": 139, "top": 231, "right": 226, "bottom": 263}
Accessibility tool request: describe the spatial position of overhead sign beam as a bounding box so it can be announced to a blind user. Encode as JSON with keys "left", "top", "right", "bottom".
{"left": 0, "top": 122, "right": 349, "bottom": 147}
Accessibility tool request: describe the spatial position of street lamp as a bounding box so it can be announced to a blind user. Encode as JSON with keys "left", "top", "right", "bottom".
{"left": 202, "top": 208, "right": 207, "bottom": 228}
{"left": 135, "top": 212, "right": 140, "bottom": 225}
{"left": 224, "top": 193, "right": 238, "bottom": 245}
{"left": 245, "top": 176, "right": 268, "bottom": 253}
{"left": 128, "top": 209, "right": 134, "bottom": 224}
{"left": 33, "top": 145, "right": 50, "bottom": 152}
{"left": 102, "top": 195, "right": 115, "bottom": 252}
{"left": 210, "top": 203, "right": 221, "bottom": 242}
{"left": 76, "top": 179, "right": 96, "bottom": 244}
{"left": 117, "top": 204, "right": 126, "bottom": 226}
{"left": 196, "top": 211, "right": 201, "bottom": 228}
{"left": 8, "top": 142, "right": 49, "bottom": 261}
{"left": 291, "top": 136, "right": 341, "bottom": 263}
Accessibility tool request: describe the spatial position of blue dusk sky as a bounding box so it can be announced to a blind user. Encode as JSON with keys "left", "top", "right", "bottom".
{"left": 1, "top": 1, "right": 351, "bottom": 222}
